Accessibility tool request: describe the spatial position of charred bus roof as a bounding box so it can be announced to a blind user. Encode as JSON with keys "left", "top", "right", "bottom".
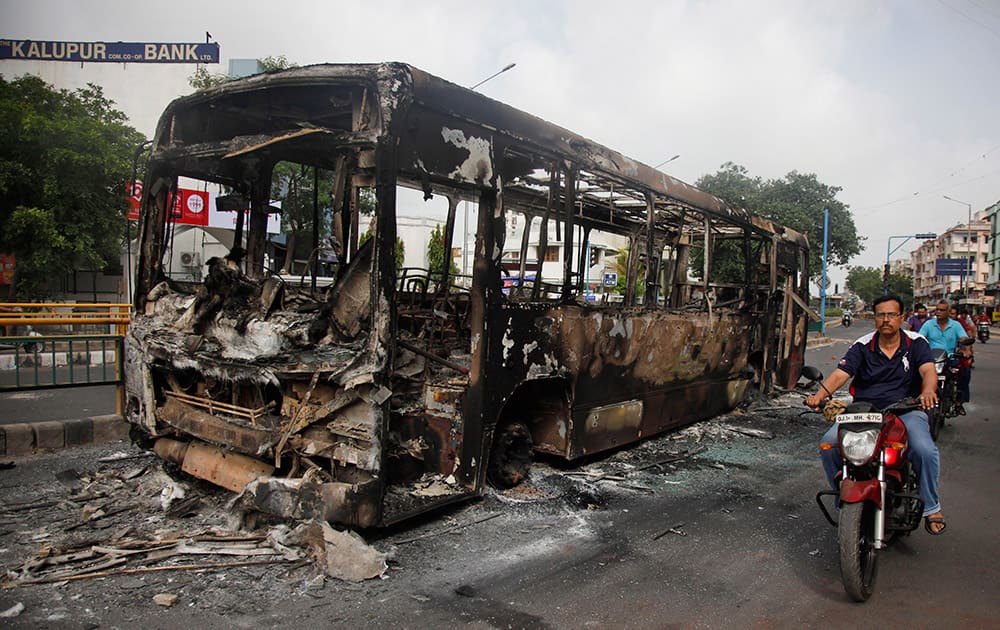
{"left": 149, "top": 62, "right": 807, "bottom": 249}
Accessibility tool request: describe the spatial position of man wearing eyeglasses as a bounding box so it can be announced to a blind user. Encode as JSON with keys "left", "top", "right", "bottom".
{"left": 806, "top": 294, "right": 945, "bottom": 535}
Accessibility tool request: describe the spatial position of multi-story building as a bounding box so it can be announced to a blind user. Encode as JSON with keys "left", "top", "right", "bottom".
{"left": 986, "top": 200, "right": 1000, "bottom": 298}
{"left": 890, "top": 257, "right": 912, "bottom": 279}
{"left": 497, "top": 213, "right": 628, "bottom": 296}
{"left": 911, "top": 211, "right": 991, "bottom": 304}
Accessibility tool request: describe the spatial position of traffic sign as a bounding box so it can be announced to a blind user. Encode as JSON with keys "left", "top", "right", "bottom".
{"left": 935, "top": 258, "right": 969, "bottom": 276}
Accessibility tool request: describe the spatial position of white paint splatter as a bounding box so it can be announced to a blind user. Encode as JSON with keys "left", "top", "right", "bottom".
{"left": 608, "top": 318, "right": 627, "bottom": 338}
{"left": 501, "top": 330, "right": 515, "bottom": 364}
{"left": 441, "top": 127, "right": 493, "bottom": 183}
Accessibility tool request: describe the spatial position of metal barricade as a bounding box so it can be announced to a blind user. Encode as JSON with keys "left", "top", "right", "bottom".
{"left": 0, "top": 303, "right": 130, "bottom": 413}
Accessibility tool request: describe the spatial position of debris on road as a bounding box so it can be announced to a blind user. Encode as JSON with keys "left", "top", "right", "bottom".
{"left": 653, "top": 523, "right": 687, "bottom": 540}
{"left": 0, "top": 601, "right": 24, "bottom": 617}
{"left": 0, "top": 449, "right": 393, "bottom": 591}
{"left": 724, "top": 426, "right": 775, "bottom": 440}
{"left": 0, "top": 394, "right": 832, "bottom": 625}
{"left": 152, "top": 593, "right": 178, "bottom": 607}
{"left": 394, "top": 513, "right": 502, "bottom": 545}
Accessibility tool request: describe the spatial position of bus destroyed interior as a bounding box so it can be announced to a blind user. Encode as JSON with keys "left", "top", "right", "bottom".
{"left": 126, "top": 63, "right": 812, "bottom": 529}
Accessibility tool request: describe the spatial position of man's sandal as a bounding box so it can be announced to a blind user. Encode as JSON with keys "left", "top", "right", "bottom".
{"left": 924, "top": 514, "right": 947, "bottom": 535}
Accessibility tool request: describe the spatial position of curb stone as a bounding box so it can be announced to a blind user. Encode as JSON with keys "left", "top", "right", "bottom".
{"left": 33, "top": 421, "right": 65, "bottom": 450}
{"left": 0, "top": 415, "right": 128, "bottom": 456}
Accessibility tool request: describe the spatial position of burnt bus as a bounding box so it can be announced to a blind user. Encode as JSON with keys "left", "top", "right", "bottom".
{"left": 126, "top": 63, "right": 812, "bottom": 527}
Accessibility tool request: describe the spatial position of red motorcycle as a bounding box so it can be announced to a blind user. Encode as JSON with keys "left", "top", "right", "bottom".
{"left": 815, "top": 398, "right": 924, "bottom": 601}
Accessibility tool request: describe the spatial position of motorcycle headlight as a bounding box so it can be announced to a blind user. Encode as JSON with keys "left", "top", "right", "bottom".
{"left": 841, "top": 428, "right": 881, "bottom": 465}
{"left": 934, "top": 361, "right": 944, "bottom": 375}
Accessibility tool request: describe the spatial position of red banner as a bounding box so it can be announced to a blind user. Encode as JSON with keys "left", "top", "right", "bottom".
{"left": 127, "top": 181, "right": 208, "bottom": 226}
{"left": 0, "top": 252, "right": 15, "bottom": 285}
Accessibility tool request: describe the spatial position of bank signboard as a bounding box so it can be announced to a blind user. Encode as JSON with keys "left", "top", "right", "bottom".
{"left": 0, "top": 39, "right": 220, "bottom": 64}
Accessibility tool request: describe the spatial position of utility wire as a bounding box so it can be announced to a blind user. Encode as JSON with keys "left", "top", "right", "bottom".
{"left": 936, "top": 0, "right": 1000, "bottom": 41}
{"left": 962, "top": 0, "right": 1000, "bottom": 23}
{"left": 854, "top": 149, "right": 1000, "bottom": 215}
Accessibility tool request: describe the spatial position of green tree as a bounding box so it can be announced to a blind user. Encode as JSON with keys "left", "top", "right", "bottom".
{"left": 358, "top": 228, "right": 404, "bottom": 274}
{"left": 696, "top": 163, "right": 863, "bottom": 284}
{"left": 272, "top": 163, "right": 334, "bottom": 273}
{"left": 612, "top": 246, "right": 645, "bottom": 298}
{"left": 845, "top": 266, "right": 913, "bottom": 309}
{"left": 427, "top": 223, "right": 459, "bottom": 278}
{"left": 188, "top": 55, "right": 298, "bottom": 90}
{"left": 888, "top": 272, "right": 914, "bottom": 307}
{"left": 187, "top": 66, "right": 229, "bottom": 90}
{"left": 0, "top": 75, "right": 147, "bottom": 298}
{"left": 845, "top": 266, "right": 883, "bottom": 307}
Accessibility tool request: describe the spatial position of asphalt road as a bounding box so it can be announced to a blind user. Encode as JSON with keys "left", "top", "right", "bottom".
{"left": 1, "top": 319, "right": 997, "bottom": 627}
{"left": 326, "top": 319, "right": 998, "bottom": 627}
{"left": 0, "top": 382, "right": 117, "bottom": 425}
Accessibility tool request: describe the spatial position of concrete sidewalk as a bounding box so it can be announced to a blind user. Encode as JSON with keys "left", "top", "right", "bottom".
{"left": 0, "top": 414, "right": 129, "bottom": 457}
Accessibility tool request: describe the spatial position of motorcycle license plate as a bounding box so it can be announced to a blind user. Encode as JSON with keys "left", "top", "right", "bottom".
{"left": 836, "top": 413, "right": 882, "bottom": 424}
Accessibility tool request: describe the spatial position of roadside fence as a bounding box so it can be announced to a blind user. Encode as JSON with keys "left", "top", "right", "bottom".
{"left": 0, "top": 303, "right": 130, "bottom": 413}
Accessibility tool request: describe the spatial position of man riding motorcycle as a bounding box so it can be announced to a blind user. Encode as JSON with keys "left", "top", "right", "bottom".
{"left": 920, "top": 301, "right": 972, "bottom": 413}
{"left": 806, "top": 294, "right": 946, "bottom": 535}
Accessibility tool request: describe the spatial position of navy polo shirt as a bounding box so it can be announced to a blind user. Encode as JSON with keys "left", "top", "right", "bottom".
{"left": 837, "top": 330, "right": 934, "bottom": 409}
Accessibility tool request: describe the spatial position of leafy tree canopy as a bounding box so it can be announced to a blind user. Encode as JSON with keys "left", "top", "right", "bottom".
{"left": 845, "top": 265, "right": 913, "bottom": 310}
{"left": 0, "top": 75, "right": 147, "bottom": 298}
{"left": 427, "top": 223, "right": 459, "bottom": 278}
{"left": 696, "top": 163, "right": 863, "bottom": 284}
{"left": 612, "top": 246, "right": 645, "bottom": 298}
{"left": 359, "top": 227, "right": 404, "bottom": 274}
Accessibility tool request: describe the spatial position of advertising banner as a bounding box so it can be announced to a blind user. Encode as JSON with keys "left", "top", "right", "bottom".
{"left": 0, "top": 39, "right": 220, "bottom": 64}
{"left": 127, "top": 182, "right": 208, "bottom": 226}
{"left": 127, "top": 182, "right": 280, "bottom": 232}
{"left": 0, "top": 252, "right": 15, "bottom": 285}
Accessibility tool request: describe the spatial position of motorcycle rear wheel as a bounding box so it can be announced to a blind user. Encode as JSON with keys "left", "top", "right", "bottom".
{"left": 838, "top": 501, "right": 879, "bottom": 602}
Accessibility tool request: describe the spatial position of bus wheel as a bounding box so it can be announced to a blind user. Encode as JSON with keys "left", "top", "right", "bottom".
{"left": 487, "top": 421, "right": 533, "bottom": 488}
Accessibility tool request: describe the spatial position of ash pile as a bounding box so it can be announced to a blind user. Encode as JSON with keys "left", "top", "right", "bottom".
{"left": 1, "top": 449, "right": 389, "bottom": 600}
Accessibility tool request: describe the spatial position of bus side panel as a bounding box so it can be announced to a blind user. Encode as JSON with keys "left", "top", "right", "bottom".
{"left": 488, "top": 304, "right": 755, "bottom": 460}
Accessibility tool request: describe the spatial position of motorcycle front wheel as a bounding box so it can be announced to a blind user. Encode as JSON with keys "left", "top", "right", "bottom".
{"left": 838, "top": 501, "right": 879, "bottom": 602}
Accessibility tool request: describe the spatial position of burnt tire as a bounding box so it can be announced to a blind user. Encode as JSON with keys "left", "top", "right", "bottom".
{"left": 487, "top": 421, "right": 533, "bottom": 488}
{"left": 838, "top": 501, "right": 879, "bottom": 602}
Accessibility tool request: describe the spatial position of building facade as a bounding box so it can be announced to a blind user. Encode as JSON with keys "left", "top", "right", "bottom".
{"left": 911, "top": 211, "right": 991, "bottom": 305}
{"left": 986, "top": 201, "right": 999, "bottom": 296}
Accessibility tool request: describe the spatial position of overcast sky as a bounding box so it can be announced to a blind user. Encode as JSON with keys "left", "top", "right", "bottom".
{"left": 4, "top": 0, "right": 999, "bottom": 292}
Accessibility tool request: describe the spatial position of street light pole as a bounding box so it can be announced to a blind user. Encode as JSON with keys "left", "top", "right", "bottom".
{"left": 943, "top": 195, "right": 973, "bottom": 297}
{"left": 470, "top": 63, "right": 516, "bottom": 90}
{"left": 820, "top": 207, "right": 829, "bottom": 337}
{"left": 463, "top": 63, "right": 516, "bottom": 279}
{"left": 653, "top": 154, "right": 680, "bottom": 169}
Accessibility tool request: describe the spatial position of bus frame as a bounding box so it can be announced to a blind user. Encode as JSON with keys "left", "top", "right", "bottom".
{"left": 126, "top": 63, "right": 813, "bottom": 527}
